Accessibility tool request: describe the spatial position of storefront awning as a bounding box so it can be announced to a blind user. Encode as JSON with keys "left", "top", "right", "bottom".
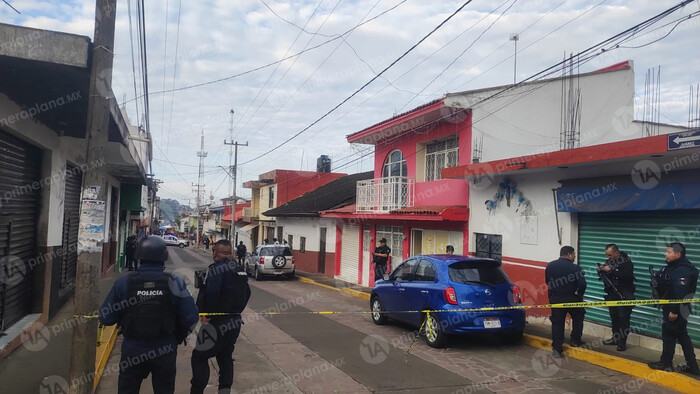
{"left": 556, "top": 170, "right": 700, "bottom": 212}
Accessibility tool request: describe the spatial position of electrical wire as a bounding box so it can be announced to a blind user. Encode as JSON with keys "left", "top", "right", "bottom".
{"left": 165, "top": 0, "right": 182, "bottom": 155}
{"left": 239, "top": 0, "right": 477, "bottom": 166}
{"left": 127, "top": 0, "right": 142, "bottom": 128}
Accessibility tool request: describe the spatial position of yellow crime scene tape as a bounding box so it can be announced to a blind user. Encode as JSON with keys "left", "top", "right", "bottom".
{"left": 72, "top": 299, "right": 700, "bottom": 318}
{"left": 197, "top": 298, "right": 700, "bottom": 316}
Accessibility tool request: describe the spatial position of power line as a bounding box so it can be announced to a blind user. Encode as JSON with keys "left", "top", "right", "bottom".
{"left": 122, "top": 0, "right": 407, "bottom": 104}
{"left": 159, "top": 0, "right": 170, "bottom": 147}
{"left": 165, "top": 0, "right": 183, "bottom": 155}
{"left": 239, "top": 0, "right": 477, "bottom": 165}
{"left": 127, "top": 0, "right": 141, "bottom": 126}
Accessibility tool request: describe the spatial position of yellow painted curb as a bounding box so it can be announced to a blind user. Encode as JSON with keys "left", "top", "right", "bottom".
{"left": 341, "top": 288, "right": 371, "bottom": 300}
{"left": 522, "top": 334, "right": 700, "bottom": 393}
{"left": 94, "top": 325, "right": 118, "bottom": 389}
{"left": 298, "top": 276, "right": 371, "bottom": 301}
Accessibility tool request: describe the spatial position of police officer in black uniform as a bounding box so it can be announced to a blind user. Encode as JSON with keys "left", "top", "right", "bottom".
{"left": 545, "top": 246, "right": 587, "bottom": 358}
{"left": 191, "top": 239, "right": 251, "bottom": 394}
{"left": 648, "top": 242, "right": 700, "bottom": 375}
{"left": 598, "top": 243, "right": 635, "bottom": 351}
{"left": 99, "top": 235, "right": 199, "bottom": 394}
{"left": 372, "top": 238, "right": 391, "bottom": 281}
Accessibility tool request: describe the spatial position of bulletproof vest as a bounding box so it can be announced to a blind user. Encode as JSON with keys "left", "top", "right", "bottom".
{"left": 659, "top": 260, "right": 699, "bottom": 298}
{"left": 209, "top": 260, "right": 250, "bottom": 315}
{"left": 121, "top": 272, "right": 177, "bottom": 340}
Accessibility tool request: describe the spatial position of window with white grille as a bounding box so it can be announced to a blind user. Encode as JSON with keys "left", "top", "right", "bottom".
{"left": 425, "top": 136, "right": 458, "bottom": 181}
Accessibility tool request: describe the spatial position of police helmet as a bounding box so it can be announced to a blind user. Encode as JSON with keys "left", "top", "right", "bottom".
{"left": 135, "top": 236, "right": 169, "bottom": 263}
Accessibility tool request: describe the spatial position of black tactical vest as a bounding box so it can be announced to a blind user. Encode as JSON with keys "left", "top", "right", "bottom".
{"left": 659, "top": 260, "right": 699, "bottom": 298}
{"left": 122, "top": 272, "right": 177, "bottom": 340}
{"left": 209, "top": 260, "right": 251, "bottom": 315}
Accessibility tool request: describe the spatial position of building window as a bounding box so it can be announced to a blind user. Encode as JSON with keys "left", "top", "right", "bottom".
{"left": 475, "top": 233, "right": 502, "bottom": 261}
{"left": 300, "top": 236, "right": 306, "bottom": 253}
{"left": 268, "top": 186, "right": 275, "bottom": 208}
{"left": 425, "top": 136, "right": 458, "bottom": 181}
{"left": 382, "top": 150, "right": 407, "bottom": 178}
{"left": 376, "top": 225, "right": 403, "bottom": 264}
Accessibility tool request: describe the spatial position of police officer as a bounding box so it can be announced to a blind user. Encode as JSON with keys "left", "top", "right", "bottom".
{"left": 545, "top": 246, "right": 587, "bottom": 358}
{"left": 648, "top": 242, "right": 700, "bottom": 375}
{"left": 236, "top": 241, "right": 247, "bottom": 265}
{"left": 99, "top": 236, "right": 199, "bottom": 394}
{"left": 191, "top": 239, "right": 251, "bottom": 394}
{"left": 372, "top": 238, "right": 391, "bottom": 281}
{"left": 598, "top": 243, "right": 635, "bottom": 351}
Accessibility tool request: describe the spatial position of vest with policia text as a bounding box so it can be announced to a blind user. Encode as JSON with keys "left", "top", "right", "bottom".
{"left": 121, "top": 272, "right": 177, "bottom": 340}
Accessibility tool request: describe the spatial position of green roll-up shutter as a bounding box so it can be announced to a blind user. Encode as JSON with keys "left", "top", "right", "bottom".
{"left": 579, "top": 211, "right": 700, "bottom": 343}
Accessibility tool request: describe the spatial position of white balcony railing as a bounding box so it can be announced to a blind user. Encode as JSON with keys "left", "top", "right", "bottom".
{"left": 356, "top": 176, "right": 415, "bottom": 213}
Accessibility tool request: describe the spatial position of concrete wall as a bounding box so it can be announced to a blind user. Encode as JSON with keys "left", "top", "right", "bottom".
{"left": 446, "top": 66, "right": 637, "bottom": 163}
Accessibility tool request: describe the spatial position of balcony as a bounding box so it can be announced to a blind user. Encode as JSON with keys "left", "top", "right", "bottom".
{"left": 356, "top": 176, "right": 415, "bottom": 213}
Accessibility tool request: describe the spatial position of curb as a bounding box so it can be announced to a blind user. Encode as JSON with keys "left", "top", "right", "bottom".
{"left": 522, "top": 334, "right": 700, "bottom": 393}
{"left": 297, "top": 276, "right": 371, "bottom": 301}
{"left": 296, "top": 276, "right": 699, "bottom": 392}
{"left": 94, "top": 325, "right": 118, "bottom": 389}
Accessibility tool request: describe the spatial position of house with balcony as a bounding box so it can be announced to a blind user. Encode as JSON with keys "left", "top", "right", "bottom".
{"left": 440, "top": 61, "right": 700, "bottom": 346}
{"left": 242, "top": 168, "right": 347, "bottom": 248}
{"left": 320, "top": 100, "right": 471, "bottom": 286}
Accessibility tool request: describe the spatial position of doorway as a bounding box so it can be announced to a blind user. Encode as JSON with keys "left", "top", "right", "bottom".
{"left": 318, "top": 227, "right": 327, "bottom": 274}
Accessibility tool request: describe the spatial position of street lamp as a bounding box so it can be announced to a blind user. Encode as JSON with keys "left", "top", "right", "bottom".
{"left": 510, "top": 33, "right": 519, "bottom": 85}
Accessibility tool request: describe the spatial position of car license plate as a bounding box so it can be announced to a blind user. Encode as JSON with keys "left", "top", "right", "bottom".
{"left": 484, "top": 318, "right": 501, "bottom": 328}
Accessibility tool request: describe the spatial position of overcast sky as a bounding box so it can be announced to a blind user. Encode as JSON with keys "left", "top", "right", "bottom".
{"left": 2, "top": 0, "right": 699, "bottom": 205}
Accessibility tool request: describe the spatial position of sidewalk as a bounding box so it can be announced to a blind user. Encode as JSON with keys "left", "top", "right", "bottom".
{"left": 294, "top": 270, "right": 700, "bottom": 392}
{"left": 0, "top": 270, "right": 121, "bottom": 393}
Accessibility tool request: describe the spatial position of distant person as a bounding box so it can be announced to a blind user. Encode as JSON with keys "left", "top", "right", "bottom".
{"left": 648, "top": 242, "right": 699, "bottom": 375}
{"left": 125, "top": 235, "right": 137, "bottom": 271}
{"left": 273, "top": 237, "right": 279, "bottom": 245}
{"left": 99, "top": 236, "right": 198, "bottom": 393}
{"left": 203, "top": 236, "right": 210, "bottom": 250}
{"left": 372, "top": 238, "right": 391, "bottom": 281}
{"left": 236, "top": 241, "right": 247, "bottom": 265}
{"left": 545, "top": 246, "right": 587, "bottom": 358}
{"left": 446, "top": 245, "right": 454, "bottom": 255}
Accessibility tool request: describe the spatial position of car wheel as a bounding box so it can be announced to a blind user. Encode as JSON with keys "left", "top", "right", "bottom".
{"left": 272, "top": 255, "right": 286, "bottom": 269}
{"left": 178, "top": 243, "right": 185, "bottom": 248}
{"left": 371, "top": 296, "right": 388, "bottom": 325}
{"left": 502, "top": 329, "right": 524, "bottom": 344}
{"left": 254, "top": 266, "right": 262, "bottom": 281}
{"left": 424, "top": 312, "right": 447, "bottom": 348}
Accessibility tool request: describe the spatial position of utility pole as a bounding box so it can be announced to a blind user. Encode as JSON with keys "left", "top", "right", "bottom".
{"left": 223, "top": 139, "right": 247, "bottom": 245}
{"left": 194, "top": 130, "right": 207, "bottom": 247}
{"left": 227, "top": 109, "right": 234, "bottom": 240}
{"left": 69, "top": 0, "right": 117, "bottom": 392}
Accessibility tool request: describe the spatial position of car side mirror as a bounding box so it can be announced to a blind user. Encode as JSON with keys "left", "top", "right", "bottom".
{"left": 383, "top": 274, "right": 390, "bottom": 281}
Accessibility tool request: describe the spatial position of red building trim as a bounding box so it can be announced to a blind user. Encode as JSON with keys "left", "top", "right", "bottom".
{"left": 442, "top": 134, "right": 668, "bottom": 179}
{"left": 347, "top": 99, "right": 445, "bottom": 143}
{"left": 358, "top": 224, "right": 364, "bottom": 284}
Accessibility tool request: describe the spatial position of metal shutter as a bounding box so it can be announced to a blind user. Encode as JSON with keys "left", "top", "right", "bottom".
{"left": 0, "top": 130, "right": 41, "bottom": 331}
{"left": 59, "top": 164, "right": 82, "bottom": 289}
{"left": 579, "top": 211, "right": 700, "bottom": 342}
{"left": 339, "top": 224, "right": 360, "bottom": 283}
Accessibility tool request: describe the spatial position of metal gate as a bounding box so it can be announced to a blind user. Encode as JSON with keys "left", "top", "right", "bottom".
{"left": 475, "top": 233, "right": 502, "bottom": 261}
{"left": 339, "top": 224, "right": 359, "bottom": 283}
{"left": 59, "top": 163, "right": 82, "bottom": 289}
{"left": 0, "top": 130, "right": 42, "bottom": 331}
{"left": 579, "top": 211, "right": 700, "bottom": 342}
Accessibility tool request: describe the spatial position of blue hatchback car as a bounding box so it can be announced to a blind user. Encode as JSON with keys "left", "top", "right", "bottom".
{"left": 370, "top": 255, "right": 525, "bottom": 348}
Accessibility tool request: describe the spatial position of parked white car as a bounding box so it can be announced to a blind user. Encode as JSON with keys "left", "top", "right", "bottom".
{"left": 162, "top": 234, "right": 189, "bottom": 248}
{"left": 245, "top": 245, "right": 295, "bottom": 280}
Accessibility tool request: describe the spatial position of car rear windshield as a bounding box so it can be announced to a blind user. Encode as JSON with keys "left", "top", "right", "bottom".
{"left": 260, "top": 247, "right": 293, "bottom": 256}
{"left": 448, "top": 260, "right": 508, "bottom": 285}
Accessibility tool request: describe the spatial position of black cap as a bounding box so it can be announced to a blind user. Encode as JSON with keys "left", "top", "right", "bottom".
{"left": 379, "top": 238, "right": 387, "bottom": 243}
{"left": 135, "top": 236, "right": 169, "bottom": 263}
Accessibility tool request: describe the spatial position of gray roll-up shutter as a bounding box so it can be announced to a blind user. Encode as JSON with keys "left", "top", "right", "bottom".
{"left": 0, "top": 130, "right": 41, "bottom": 331}
{"left": 60, "top": 163, "right": 82, "bottom": 289}
{"left": 579, "top": 211, "right": 700, "bottom": 343}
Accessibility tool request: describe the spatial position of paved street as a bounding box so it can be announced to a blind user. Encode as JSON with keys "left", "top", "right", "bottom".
{"left": 94, "top": 246, "right": 679, "bottom": 394}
